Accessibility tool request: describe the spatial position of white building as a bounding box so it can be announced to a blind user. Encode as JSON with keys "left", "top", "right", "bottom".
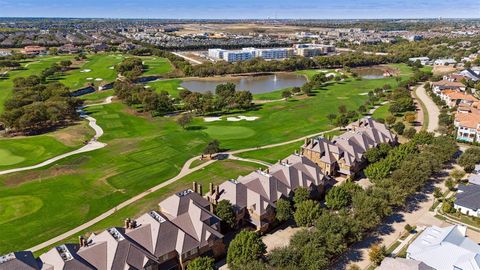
{"left": 454, "top": 184, "right": 480, "bottom": 217}
{"left": 407, "top": 225, "right": 480, "bottom": 270}
{"left": 208, "top": 47, "right": 294, "bottom": 62}
{"left": 434, "top": 58, "right": 457, "bottom": 66}
{"left": 408, "top": 57, "right": 430, "bottom": 66}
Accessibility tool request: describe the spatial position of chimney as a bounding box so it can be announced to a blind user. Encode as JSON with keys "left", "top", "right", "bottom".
{"left": 79, "top": 236, "right": 85, "bottom": 247}
{"left": 215, "top": 185, "right": 219, "bottom": 195}
{"left": 192, "top": 181, "right": 197, "bottom": 193}
{"left": 209, "top": 182, "right": 214, "bottom": 195}
{"left": 130, "top": 220, "right": 137, "bottom": 229}
{"left": 197, "top": 183, "right": 202, "bottom": 195}
{"left": 304, "top": 138, "right": 308, "bottom": 144}
{"left": 124, "top": 218, "right": 131, "bottom": 229}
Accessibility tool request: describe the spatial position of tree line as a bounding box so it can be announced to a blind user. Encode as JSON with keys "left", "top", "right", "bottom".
{"left": 0, "top": 75, "right": 81, "bottom": 134}
{"left": 208, "top": 132, "right": 457, "bottom": 270}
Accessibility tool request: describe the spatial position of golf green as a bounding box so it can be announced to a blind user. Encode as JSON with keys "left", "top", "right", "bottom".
{"left": 0, "top": 195, "right": 43, "bottom": 225}
{"left": 0, "top": 149, "right": 26, "bottom": 166}
{"left": 204, "top": 125, "right": 256, "bottom": 140}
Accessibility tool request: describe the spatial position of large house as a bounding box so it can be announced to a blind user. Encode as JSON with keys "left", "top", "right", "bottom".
{"left": 431, "top": 80, "right": 466, "bottom": 94}
{"left": 301, "top": 117, "right": 396, "bottom": 177}
{"left": 406, "top": 225, "right": 480, "bottom": 270}
{"left": 207, "top": 153, "right": 326, "bottom": 232}
{"left": 439, "top": 89, "right": 478, "bottom": 108}
{"left": 21, "top": 46, "right": 47, "bottom": 55}
{"left": 1, "top": 188, "right": 224, "bottom": 270}
{"left": 454, "top": 184, "right": 480, "bottom": 217}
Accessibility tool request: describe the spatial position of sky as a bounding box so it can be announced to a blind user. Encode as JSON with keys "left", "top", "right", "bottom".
{"left": 0, "top": 0, "right": 479, "bottom": 19}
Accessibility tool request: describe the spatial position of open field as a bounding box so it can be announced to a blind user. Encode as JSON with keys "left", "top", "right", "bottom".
{"left": 0, "top": 64, "right": 415, "bottom": 253}
{"left": 34, "top": 159, "right": 263, "bottom": 255}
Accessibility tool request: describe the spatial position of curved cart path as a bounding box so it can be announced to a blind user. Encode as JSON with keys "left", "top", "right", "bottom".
{"left": 0, "top": 97, "right": 113, "bottom": 176}
{"left": 28, "top": 105, "right": 387, "bottom": 252}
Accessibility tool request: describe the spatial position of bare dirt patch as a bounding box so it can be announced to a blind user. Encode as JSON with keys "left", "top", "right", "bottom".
{"left": 51, "top": 121, "right": 94, "bottom": 147}
{"left": 2, "top": 167, "right": 81, "bottom": 187}
{"left": 432, "top": 65, "right": 462, "bottom": 76}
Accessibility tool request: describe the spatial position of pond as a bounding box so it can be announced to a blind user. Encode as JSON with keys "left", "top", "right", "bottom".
{"left": 180, "top": 73, "right": 308, "bottom": 94}
{"left": 353, "top": 67, "right": 386, "bottom": 80}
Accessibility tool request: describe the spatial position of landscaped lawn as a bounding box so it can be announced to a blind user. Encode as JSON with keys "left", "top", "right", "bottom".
{"left": 147, "top": 79, "right": 183, "bottom": 97}
{"left": 371, "top": 103, "right": 392, "bottom": 120}
{"left": 0, "top": 121, "right": 93, "bottom": 171}
{"left": 55, "top": 54, "right": 125, "bottom": 90}
{"left": 236, "top": 141, "right": 304, "bottom": 164}
{"left": 141, "top": 57, "right": 173, "bottom": 76}
{"left": 0, "top": 63, "right": 416, "bottom": 253}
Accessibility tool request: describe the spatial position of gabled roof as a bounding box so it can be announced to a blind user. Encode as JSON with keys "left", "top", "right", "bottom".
{"left": 78, "top": 227, "right": 158, "bottom": 270}
{"left": 432, "top": 80, "right": 465, "bottom": 88}
{"left": 302, "top": 137, "right": 341, "bottom": 165}
{"left": 407, "top": 225, "right": 480, "bottom": 270}
{"left": 0, "top": 251, "right": 39, "bottom": 270}
{"left": 378, "top": 257, "right": 434, "bottom": 270}
{"left": 158, "top": 190, "right": 223, "bottom": 248}
{"left": 40, "top": 244, "right": 95, "bottom": 270}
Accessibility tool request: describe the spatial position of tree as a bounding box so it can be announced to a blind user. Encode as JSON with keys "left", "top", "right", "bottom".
{"left": 450, "top": 168, "right": 465, "bottom": 182}
{"left": 187, "top": 256, "right": 215, "bottom": 270}
{"left": 227, "top": 230, "right": 266, "bottom": 270}
{"left": 325, "top": 186, "right": 350, "bottom": 210}
{"left": 275, "top": 198, "right": 292, "bottom": 222}
{"left": 442, "top": 200, "right": 455, "bottom": 214}
{"left": 294, "top": 200, "right": 322, "bottom": 227}
{"left": 282, "top": 89, "right": 292, "bottom": 100}
{"left": 392, "top": 122, "right": 405, "bottom": 135}
{"left": 404, "top": 112, "right": 416, "bottom": 123}
{"left": 458, "top": 147, "right": 480, "bottom": 172}
{"left": 327, "top": 113, "right": 337, "bottom": 124}
{"left": 445, "top": 178, "right": 455, "bottom": 191}
{"left": 403, "top": 127, "right": 417, "bottom": 139}
{"left": 358, "top": 105, "right": 367, "bottom": 114}
{"left": 433, "top": 187, "right": 442, "bottom": 199}
{"left": 385, "top": 115, "right": 396, "bottom": 126}
{"left": 177, "top": 113, "right": 193, "bottom": 129}
{"left": 215, "top": 200, "right": 236, "bottom": 231}
{"left": 369, "top": 244, "right": 386, "bottom": 266}
{"left": 335, "top": 114, "right": 350, "bottom": 128}
{"left": 203, "top": 140, "right": 220, "bottom": 158}
{"left": 59, "top": 60, "right": 72, "bottom": 70}
{"left": 293, "top": 187, "right": 310, "bottom": 207}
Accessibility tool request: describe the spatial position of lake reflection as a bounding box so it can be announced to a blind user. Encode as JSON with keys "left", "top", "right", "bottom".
{"left": 181, "top": 73, "right": 307, "bottom": 94}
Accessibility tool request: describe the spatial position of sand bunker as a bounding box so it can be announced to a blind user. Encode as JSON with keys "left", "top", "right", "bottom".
{"left": 326, "top": 73, "right": 337, "bottom": 77}
{"left": 95, "top": 78, "right": 103, "bottom": 81}
{"left": 359, "top": 92, "right": 369, "bottom": 96}
{"left": 227, "top": 116, "right": 259, "bottom": 122}
{"left": 145, "top": 85, "right": 151, "bottom": 89}
{"left": 109, "top": 66, "right": 114, "bottom": 70}
{"left": 80, "top": 69, "right": 91, "bottom": 73}
{"left": 177, "top": 87, "right": 184, "bottom": 90}
{"left": 204, "top": 117, "right": 222, "bottom": 122}
{"left": 86, "top": 77, "right": 93, "bottom": 80}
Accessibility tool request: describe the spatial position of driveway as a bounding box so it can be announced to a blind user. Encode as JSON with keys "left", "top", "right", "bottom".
{"left": 415, "top": 84, "right": 440, "bottom": 134}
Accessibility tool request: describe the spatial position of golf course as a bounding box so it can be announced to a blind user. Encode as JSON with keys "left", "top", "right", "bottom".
{"left": 0, "top": 52, "right": 419, "bottom": 253}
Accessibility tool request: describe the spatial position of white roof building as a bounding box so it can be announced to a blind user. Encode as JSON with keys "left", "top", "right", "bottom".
{"left": 407, "top": 225, "right": 480, "bottom": 270}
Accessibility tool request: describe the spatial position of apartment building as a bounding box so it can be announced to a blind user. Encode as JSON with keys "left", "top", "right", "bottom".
{"left": 302, "top": 118, "right": 396, "bottom": 177}
{"left": 294, "top": 44, "right": 336, "bottom": 57}
{"left": 208, "top": 47, "right": 293, "bottom": 62}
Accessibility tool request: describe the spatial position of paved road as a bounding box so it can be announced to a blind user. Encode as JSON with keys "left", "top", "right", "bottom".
{"left": 171, "top": 52, "right": 203, "bottom": 65}
{"left": 0, "top": 97, "right": 113, "bottom": 176}
{"left": 415, "top": 84, "right": 440, "bottom": 134}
